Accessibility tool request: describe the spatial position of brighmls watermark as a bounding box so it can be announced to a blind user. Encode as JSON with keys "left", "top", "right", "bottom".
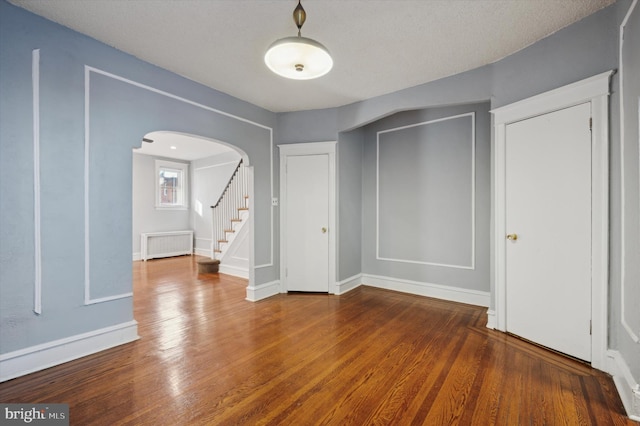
{"left": 0, "top": 404, "right": 68, "bottom": 425}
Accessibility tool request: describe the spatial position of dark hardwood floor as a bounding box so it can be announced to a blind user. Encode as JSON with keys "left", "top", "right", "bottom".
{"left": 0, "top": 256, "right": 634, "bottom": 425}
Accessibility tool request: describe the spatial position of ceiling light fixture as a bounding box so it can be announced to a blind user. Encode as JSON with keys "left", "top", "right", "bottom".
{"left": 264, "top": 0, "right": 333, "bottom": 80}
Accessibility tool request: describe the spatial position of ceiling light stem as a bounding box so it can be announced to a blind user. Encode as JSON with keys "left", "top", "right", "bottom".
{"left": 293, "top": 0, "right": 306, "bottom": 30}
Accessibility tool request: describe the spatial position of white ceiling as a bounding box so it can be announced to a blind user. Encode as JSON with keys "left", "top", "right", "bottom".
{"left": 135, "top": 131, "right": 237, "bottom": 161}
{"left": 11, "top": 0, "right": 614, "bottom": 113}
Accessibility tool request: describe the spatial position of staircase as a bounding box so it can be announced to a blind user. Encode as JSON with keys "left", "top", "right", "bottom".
{"left": 210, "top": 159, "right": 249, "bottom": 261}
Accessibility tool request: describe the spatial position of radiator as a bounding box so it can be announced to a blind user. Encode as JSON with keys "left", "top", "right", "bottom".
{"left": 141, "top": 231, "right": 194, "bottom": 261}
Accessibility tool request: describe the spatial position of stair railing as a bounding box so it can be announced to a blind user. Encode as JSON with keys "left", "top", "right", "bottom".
{"left": 210, "top": 159, "right": 248, "bottom": 259}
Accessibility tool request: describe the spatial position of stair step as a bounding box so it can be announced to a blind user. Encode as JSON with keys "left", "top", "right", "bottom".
{"left": 231, "top": 219, "right": 242, "bottom": 223}
{"left": 224, "top": 229, "right": 235, "bottom": 233}
{"left": 218, "top": 239, "right": 228, "bottom": 243}
{"left": 238, "top": 207, "right": 249, "bottom": 211}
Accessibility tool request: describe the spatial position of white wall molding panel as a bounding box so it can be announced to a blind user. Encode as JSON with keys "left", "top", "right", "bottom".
{"left": 619, "top": 0, "right": 640, "bottom": 344}
{"left": 376, "top": 113, "right": 475, "bottom": 270}
{"left": 32, "top": 49, "right": 42, "bottom": 315}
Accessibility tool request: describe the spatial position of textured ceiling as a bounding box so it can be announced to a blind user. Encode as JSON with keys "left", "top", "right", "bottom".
{"left": 11, "top": 0, "right": 615, "bottom": 113}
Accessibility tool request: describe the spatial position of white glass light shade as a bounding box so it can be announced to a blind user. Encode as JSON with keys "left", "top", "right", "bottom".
{"left": 264, "top": 36, "right": 333, "bottom": 80}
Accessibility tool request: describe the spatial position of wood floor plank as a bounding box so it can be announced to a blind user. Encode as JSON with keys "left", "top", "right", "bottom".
{"left": 466, "top": 337, "right": 507, "bottom": 425}
{"left": 0, "top": 256, "right": 635, "bottom": 425}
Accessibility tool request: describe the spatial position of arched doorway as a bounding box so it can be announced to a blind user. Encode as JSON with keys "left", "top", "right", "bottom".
{"left": 84, "top": 66, "right": 274, "bottom": 311}
{"left": 132, "top": 131, "right": 252, "bottom": 277}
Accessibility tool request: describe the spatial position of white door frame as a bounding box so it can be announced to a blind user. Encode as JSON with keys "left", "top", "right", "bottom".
{"left": 279, "top": 141, "right": 337, "bottom": 294}
{"left": 490, "top": 71, "right": 613, "bottom": 370}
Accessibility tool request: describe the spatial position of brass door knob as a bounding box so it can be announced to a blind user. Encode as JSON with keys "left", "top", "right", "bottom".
{"left": 321, "top": 227, "right": 327, "bottom": 234}
{"left": 506, "top": 233, "right": 518, "bottom": 241}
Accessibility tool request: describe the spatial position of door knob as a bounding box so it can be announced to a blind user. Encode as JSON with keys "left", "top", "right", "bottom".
{"left": 506, "top": 233, "right": 518, "bottom": 241}
{"left": 321, "top": 227, "right": 327, "bottom": 234}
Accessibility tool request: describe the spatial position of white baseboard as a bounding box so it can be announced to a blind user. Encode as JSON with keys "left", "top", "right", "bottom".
{"left": 246, "top": 280, "right": 280, "bottom": 302}
{"left": 361, "top": 274, "right": 490, "bottom": 307}
{"left": 194, "top": 248, "right": 212, "bottom": 258}
{"left": 132, "top": 252, "right": 141, "bottom": 261}
{"left": 219, "top": 264, "right": 249, "bottom": 279}
{"left": 606, "top": 350, "right": 640, "bottom": 421}
{"left": 486, "top": 309, "right": 496, "bottom": 329}
{"left": 336, "top": 274, "right": 362, "bottom": 295}
{"left": 0, "top": 320, "right": 139, "bottom": 382}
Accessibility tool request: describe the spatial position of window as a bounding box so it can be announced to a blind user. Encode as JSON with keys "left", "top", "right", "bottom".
{"left": 155, "top": 160, "right": 188, "bottom": 209}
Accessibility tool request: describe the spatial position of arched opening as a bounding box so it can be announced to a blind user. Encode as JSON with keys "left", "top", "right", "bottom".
{"left": 83, "top": 66, "right": 274, "bottom": 318}
{"left": 132, "top": 130, "right": 252, "bottom": 277}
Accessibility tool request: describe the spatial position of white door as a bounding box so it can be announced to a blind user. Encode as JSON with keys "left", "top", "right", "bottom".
{"left": 285, "top": 154, "right": 329, "bottom": 292}
{"left": 505, "top": 102, "right": 592, "bottom": 361}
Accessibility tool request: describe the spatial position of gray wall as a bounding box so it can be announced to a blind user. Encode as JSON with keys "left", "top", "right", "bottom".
{"left": 377, "top": 114, "right": 473, "bottom": 266}
{"left": 277, "top": 108, "right": 339, "bottom": 145}
{"left": 616, "top": 0, "right": 640, "bottom": 381}
{"left": 132, "top": 153, "right": 191, "bottom": 259}
{"left": 337, "top": 128, "right": 364, "bottom": 281}
{"left": 0, "top": 0, "right": 276, "bottom": 355}
{"left": 362, "top": 103, "right": 490, "bottom": 291}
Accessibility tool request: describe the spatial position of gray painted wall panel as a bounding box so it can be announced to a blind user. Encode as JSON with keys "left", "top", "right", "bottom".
{"left": 377, "top": 114, "right": 474, "bottom": 267}
{"left": 277, "top": 108, "right": 338, "bottom": 144}
{"left": 362, "top": 103, "right": 490, "bottom": 291}
{"left": 491, "top": 6, "right": 618, "bottom": 109}
{"left": 337, "top": 129, "right": 363, "bottom": 281}
{"left": 0, "top": 41, "right": 38, "bottom": 341}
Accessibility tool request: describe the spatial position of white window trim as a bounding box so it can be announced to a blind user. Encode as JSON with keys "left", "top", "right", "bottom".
{"left": 155, "top": 159, "right": 189, "bottom": 210}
